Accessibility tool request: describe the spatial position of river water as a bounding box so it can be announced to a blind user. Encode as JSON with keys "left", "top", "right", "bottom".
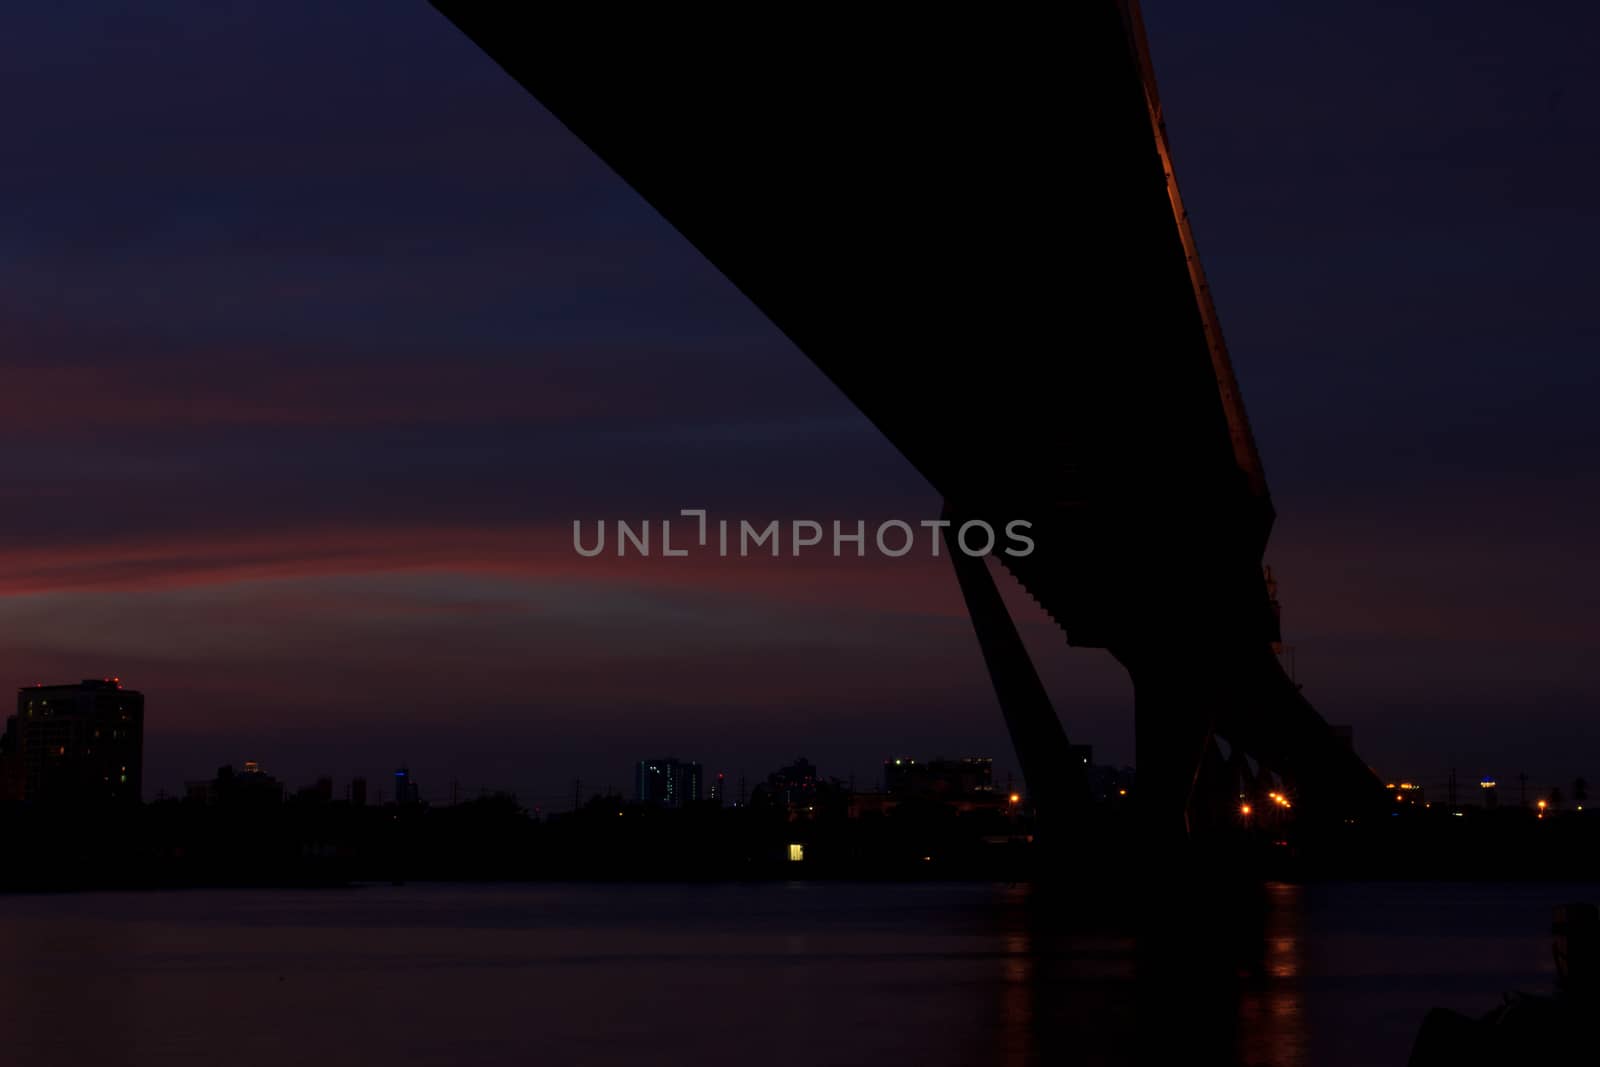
{"left": 0, "top": 880, "right": 1579, "bottom": 1066}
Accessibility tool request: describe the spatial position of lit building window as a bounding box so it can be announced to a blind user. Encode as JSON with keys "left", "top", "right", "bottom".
{"left": 788, "top": 843, "right": 804, "bottom": 862}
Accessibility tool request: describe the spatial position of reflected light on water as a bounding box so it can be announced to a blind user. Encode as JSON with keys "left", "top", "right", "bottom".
{"left": 1237, "top": 882, "right": 1308, "bottom": 1067}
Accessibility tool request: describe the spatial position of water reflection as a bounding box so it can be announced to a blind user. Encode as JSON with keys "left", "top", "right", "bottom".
{"left": 990, "top": 878, "right": 1308, "bottom": 1066}
{"left": 999, "top": 928, "right": 1033, "bottom": 1066}
{"left": 1237, "top": 883, "right": 1308, "bottom": 1067}
{"left": 0, "top": 881, "right": 1569, "bottom": 1066}
{"left": 992, "top": 881, "right": 1139, "bottom": 1066}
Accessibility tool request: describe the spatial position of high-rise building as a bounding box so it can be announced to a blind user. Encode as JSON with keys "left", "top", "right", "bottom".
{"left": 635, "top": 758, "right": 702, "bottom": 808}
{"left": 393, "top": 766, "right": 421, "bottom": 805}
{"left": 349, "top": 776, "right": 368, "bottom": 806}
{"left": 709, "top": 771, "right": 727, "bottom": 806}
{"left": 0, "top": 679, "right": 143, "bottom": 805}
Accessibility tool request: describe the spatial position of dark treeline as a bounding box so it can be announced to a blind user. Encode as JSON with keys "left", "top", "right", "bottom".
{"left": 0, "top": 791, "right": 1051, "bottom": 890}
{"left": 3, "top": 792, "right": 1599, "bottom": 891}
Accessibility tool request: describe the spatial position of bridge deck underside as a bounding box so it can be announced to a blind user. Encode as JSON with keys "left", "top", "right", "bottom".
{"left": 431, "top": 3, "right": 1386, "bottom": 822}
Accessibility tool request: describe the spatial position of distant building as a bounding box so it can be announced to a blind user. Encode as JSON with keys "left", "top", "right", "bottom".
{"left": 766, "top": 757, "right": 819, "bottom": 808}
{"left": 882, "top": 756, "right": 918, "bottom": 793}
{"left": 846, "top": 791, "right": 896, "bottom": 818}
{"left": 187, "top": 761, "right": 284, "bottom": 806}
{"left": 949, "top": 756, "right": 995, "bottom": 794}
{"left": 709, "top": 771, "right": 727, "bottom": 806}
{"left": 296, "top": 776, "right": 334, "bottom": 803}
{"left": 393, "top": 766, "right": 421, "bottom": 805}
{"left": 349, "top": 776, "right": 368, "bottom": 806}
{"left": 884, "top": 756, "right": 994, "bottom": 800}
{"left": 752, "top": 757, "right": 854, "bottom": 819}
{"left": 635, "top": 758, "right": 701, "bottom": 808}
{"left": 0, "top": 679, "right": 143, "bottom": 805}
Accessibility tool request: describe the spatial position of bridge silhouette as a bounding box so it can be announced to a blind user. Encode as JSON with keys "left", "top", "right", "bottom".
{"left": 433, "top": 1, "right": 1388, "bottom": 846}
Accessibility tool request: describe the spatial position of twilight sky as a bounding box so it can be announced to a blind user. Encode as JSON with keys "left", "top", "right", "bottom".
{"left": 3, "top": 2, "right": 1598, "bottom": 805}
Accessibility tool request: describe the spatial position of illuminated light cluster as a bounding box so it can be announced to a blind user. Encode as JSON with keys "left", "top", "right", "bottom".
{"left": 1266, "top": 791, "right": 1292, "bottom": 810}
{"left": 1389, "top": 782, "right": 1424, "bottom": 804}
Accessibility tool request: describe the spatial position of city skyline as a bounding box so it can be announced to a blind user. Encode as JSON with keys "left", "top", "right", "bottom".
{"left": 5, "top": 674, "right": 1586, "bottom": 821}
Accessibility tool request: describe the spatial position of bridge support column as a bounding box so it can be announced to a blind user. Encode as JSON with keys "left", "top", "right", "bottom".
{"left": 1115, "top": 646, "right": 1221, "bottom": 860}
{"left": 944, "top": 513, "right": 1087, "bottom": 833}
